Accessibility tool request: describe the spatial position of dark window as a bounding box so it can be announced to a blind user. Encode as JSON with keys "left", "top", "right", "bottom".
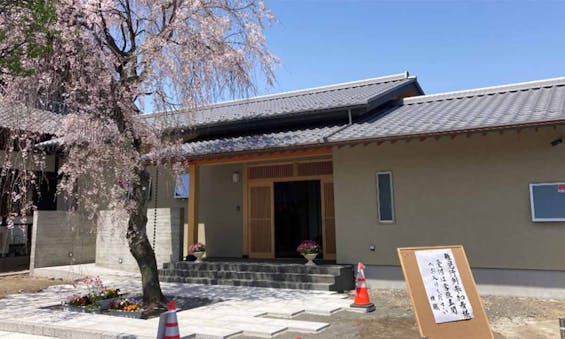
{"left": 36, "top": 173, "right": 58, "bottom": 210}
{"left": 376, "top": 172, "right": 395, "bottom": 223}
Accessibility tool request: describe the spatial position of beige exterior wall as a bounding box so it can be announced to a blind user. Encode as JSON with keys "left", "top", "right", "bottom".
{"left": 333, "top": 126, "right": 565, "bottom": 271}
{"left": 198, "top": 163, "right": 244, "bottom": 257}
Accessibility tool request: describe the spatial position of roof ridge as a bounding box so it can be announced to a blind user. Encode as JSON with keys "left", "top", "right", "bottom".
{"left": 402, "top": 76, "right": 565, "bottom": 105}
{"left": 146, "top": 72, "right": 411, "bottom": 116}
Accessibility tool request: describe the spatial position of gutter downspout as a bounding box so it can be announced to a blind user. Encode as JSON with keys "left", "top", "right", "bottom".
{"left": 320, "top": 108, "right": 353, "bottom": 143}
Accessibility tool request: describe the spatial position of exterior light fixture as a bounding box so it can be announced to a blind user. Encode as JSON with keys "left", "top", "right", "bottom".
{"left": 232, "top": 171, "right": 241, "bottom": 184}
{"left": 551, "top": 137, "right": 563, "bottom": 147}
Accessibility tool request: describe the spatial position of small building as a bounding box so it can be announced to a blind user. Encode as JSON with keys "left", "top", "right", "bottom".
{"left": 149, "top": 72, "right": 565, "bottom": 295}
{"left": 0, "top": 105, "right": 63, "bottom": 271}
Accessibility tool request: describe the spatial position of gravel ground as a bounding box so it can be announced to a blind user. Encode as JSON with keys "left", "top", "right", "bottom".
{"left": 238, "top": 289, "right": 565, "bottom": 339}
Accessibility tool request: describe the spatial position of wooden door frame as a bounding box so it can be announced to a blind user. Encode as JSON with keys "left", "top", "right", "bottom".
{"left": 244, "top": 159, "right": 335, "bottom": 259}
{"left": 321, "top": 179, "right": 336, "bottom": 260}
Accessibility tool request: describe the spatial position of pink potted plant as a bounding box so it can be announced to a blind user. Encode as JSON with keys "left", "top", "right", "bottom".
{"left": 297, "top": 240, "right": 321, "bottom": 266}
{"left": 189, "top": 242, "right": 206, "bottom": 263}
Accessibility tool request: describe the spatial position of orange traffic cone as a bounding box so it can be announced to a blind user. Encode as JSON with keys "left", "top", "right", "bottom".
{"left": 350, "top": 262, "right": 376, "bottom": 313}
{"left": 157, "top": 300, "right": 181, "bottom": 339}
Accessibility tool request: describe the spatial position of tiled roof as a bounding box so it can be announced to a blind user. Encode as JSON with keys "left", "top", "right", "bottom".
{"left": 153, "top": 125, "right": 344, "bottom": 159}
{"left": 328, "top": 76, "right": 565, "bottom": 142}
{"left": 144, "top": 72, "right": 417, "bottom": 129}
{"left": 168, "top": 76, "right": 565, "bottom": 159}
{"left": 0, "top": 105, "right": 62, "bottom": 134}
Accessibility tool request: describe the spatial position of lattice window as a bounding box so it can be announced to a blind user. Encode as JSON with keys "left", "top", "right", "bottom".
{"left": 248, "top": 164, "right": 294, "bottom": 179}
{"left": 297, "top": 161, "right": 333, "bottom": 176}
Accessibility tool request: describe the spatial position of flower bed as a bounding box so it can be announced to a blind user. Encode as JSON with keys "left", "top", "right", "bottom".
{"left": 63, "top": 276, "right": 121, "bottom": 313}
{"left": 109, "top": 298, "right": 144, "bottom": 319}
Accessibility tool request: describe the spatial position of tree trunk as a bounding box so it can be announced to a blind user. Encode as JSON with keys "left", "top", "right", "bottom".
{"left": 126, "top": 167, "right": 167, "bottom": 309}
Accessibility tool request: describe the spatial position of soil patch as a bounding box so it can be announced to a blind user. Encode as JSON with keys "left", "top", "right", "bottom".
{"left": 238, "top": 289, "right": 565, "bottom": 339}
{"left": 0, "top": 274, "right": 68, "bottom": 298}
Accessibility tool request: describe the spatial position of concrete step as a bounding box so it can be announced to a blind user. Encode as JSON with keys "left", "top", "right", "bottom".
{"left": 159, "top": 275, "right": 336, "bottom": 291}
{"left": 159, "top": 268, "right": 337, "bottom": 284}
{"left": 165, "top": 261, "right": 350, "bottom": 276}
{"left": 159, "top": 261, "right": 355, "bottom": 292}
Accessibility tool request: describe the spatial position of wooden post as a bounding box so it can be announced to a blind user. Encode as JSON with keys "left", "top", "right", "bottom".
{"left": 242, "top": 164, "right": 249, "bottom": 257}
{"left": 184, "top": 164, "right": 199, "bottom": 257}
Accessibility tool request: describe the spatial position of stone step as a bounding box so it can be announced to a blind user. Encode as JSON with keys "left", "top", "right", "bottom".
{"left": 159, "top": 275, "right": 336, "bottom": 291}
{"left": 166, "top": 261, "right": 351, "bottom": 276}
{"left": 159, "top": 268, "right": 337, "bottom": 284}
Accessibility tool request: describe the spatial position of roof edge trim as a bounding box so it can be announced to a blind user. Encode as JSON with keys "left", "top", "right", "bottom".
{"left": 402, "top": 76, "right": 565, "bottom": 104}
{"left": 145, "top": 72, "right": 413, "bottom": 116}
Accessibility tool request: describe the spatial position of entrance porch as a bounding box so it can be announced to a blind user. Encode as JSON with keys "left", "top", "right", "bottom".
{"left": 183, "top": 148, "right": 337, "bottom": 261}
{"left": 167, "top": 149, "right": 350, "bottom": 291}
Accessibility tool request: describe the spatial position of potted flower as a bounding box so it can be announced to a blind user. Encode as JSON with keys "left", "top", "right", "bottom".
{"left": 109, "top": 298, "right": 144, "bottom": 319}
{"left": 63, "top": 294, "right": 101, "bottom": 314}
{"left": 297, "top": 240, "right": 321, "bottom": 266}
{"left": 189, "top": 242, "right": 206, "bottom": 263}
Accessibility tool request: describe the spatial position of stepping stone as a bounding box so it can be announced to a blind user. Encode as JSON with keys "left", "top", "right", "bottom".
{"left": 180, "top": 325, "right": 240, "bottom": 339}
{"left": 262, "top": 318, "right": 330, "bottom": 333}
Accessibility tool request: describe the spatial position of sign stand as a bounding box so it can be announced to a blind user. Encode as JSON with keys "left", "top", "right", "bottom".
{"left": 398, "top": 245, "right": 494, "bottom": 339}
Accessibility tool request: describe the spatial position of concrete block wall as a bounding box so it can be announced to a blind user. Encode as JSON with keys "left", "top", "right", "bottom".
{"left": 30, "top": 211, "right": 96, "bottom": 271}
{"left": 96, "top": 208, "right": 183, "bottom": 272}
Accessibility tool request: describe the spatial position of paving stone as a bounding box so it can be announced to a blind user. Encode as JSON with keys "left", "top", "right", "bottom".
{"left": 260, "top": 318, "right": 330, "bottom": 333}
{"left": 179, "top": 325, "right": 240, "bottom": 338}
{"left": 2, "top": 264, "right": 355, "bottom": 338}
{"left": 0, "top": 332, "right": 53, "bottom": 339}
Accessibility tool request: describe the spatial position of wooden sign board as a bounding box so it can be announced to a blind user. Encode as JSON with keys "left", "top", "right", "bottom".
{"left": 398, "top": 245, "right": 493, "bottom": 339}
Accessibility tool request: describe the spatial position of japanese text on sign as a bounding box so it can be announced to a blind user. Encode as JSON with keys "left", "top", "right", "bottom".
{"left": 415, "top": 249, "right": 474, "bottom": 324}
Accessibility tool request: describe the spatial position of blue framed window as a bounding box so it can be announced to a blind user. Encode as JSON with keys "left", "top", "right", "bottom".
{"left": 529, "top": 182, "right": 565, "bottom": 222}
{"left": 174, "top": 174, "right": 190, "bottom": 199}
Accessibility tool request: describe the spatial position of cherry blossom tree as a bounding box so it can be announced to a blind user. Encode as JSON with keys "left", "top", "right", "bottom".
{"left": 0, "top": 0, "right": 276, "bottom": 310}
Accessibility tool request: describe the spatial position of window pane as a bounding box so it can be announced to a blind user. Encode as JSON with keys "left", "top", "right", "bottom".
{"left": 530, "top": 183, "right": 565, "bottom": 221}
{"left": 377, "top": 173, "right": 394, "bottom": 222}
{"left": 174, "top": 174, "right": 190, "bottom": 198}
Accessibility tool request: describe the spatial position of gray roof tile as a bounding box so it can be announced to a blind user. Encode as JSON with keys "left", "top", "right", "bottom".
{"left": 157, "top": 125, "right": 343, "bottom": 159}
{"left": 170, "top": 76, "right": 565, "bottom": 159}
{"left": 145, "top": 73, "right": 415, "bottom": 129}
{"left": 329, "top": 77, "right": 565, "bottom": 142}
{"left": 0, "top": 105, "right": 62, "bottom": 134}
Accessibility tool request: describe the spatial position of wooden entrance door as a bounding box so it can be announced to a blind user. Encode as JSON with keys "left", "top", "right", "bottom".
{"left": 248, "top": 183, "right": 274, "bottom": 258}
{"left": 245, "top": 159, "right": 335, "bottom": 259}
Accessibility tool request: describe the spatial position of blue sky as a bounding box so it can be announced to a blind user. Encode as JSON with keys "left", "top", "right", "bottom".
{"left": 260, "top": 1, "right": 565, "bottom": 96}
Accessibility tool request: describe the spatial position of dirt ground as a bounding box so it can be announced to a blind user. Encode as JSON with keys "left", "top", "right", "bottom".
{"left": 0, "top": 274, "right": 68, "bottom": 298}
{"left": 254, "top": 289, "right": 565, "bottom": 339}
